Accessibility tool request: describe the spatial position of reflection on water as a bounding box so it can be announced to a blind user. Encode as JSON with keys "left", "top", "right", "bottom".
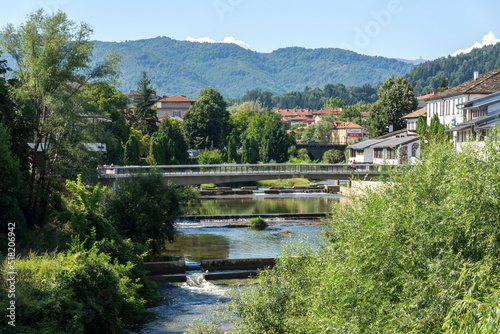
{"left": 183, "top": 193, "right": 343, "bottom": 216}
{"left": 138, "top": 193, "right": 343, "bottom": 333}
{"left": 161, "top": 224, "right": 322, "bottom": 263}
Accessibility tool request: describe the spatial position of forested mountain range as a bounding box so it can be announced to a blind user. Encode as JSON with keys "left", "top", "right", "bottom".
{"left": 404, "top": 43, "right": 500, "bottom": 95}
{"left": 90, "top": 36, "right": 413, "bottom": 97}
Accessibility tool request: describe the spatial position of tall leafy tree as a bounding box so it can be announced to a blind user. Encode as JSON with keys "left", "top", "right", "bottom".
{"left": 148, "top": 132, "right": 174, "bottom": 165}
{"left": 132, "top": 72, "right": 158, "bottom": 136}
{"left": 377, "top": 76, "right": 418, "bottom": 132}
{"left": 183, "top": 87, "right": 230, "bottom": 150}
{"left": 0, "top": 9, "right": 119, "bottom": 225}
{"left": 158, "top": 117, "right": 189, "bottom": 164}
{"left": 124, "top": 134, "right": 140, "bottom": 165}
{"left": 365, "top": 102, "right": 388, "bottom": 138}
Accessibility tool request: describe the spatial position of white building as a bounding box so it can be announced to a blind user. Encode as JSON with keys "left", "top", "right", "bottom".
{"left": 425, "top": 68, "right": 500, "bottom": 129}
{"left": 445, "top": 90, "right": 500, "bottom": 151}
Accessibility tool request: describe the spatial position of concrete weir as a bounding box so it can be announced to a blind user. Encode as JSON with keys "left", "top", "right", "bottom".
{"left": 145, "top": 257, "right": 276, "bottom": 282}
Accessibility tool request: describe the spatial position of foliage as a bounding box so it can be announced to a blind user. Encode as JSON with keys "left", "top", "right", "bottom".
{"left": 418, "top": 114, "right": 450, "bottom": 146}
{"left": 148, "top": 131, "right": 173, "bottom": 165}
{"left": 245, "top": 111, "right": 293, "bottom": 163}
{"left": 0, "top": 241, "right": 147, "bottom": 333}
{"left": 376, "top": 76, "right": 418, "bottom": 132}
{"left": 404, "top": 43, "right": 500, "bottom": 95}
{"left": 0, "top": 122, "right": 25, "bottom": 241}
{"left": 301, "top": 112, "right": 337, "bottom": 143}
{"left": 124, "top": 134, "right": 140, "bottom": 165}
{"left": 248, "top": 216, "right": 268, "bottom": 230}
{"left": 183, "top": 87, "right": 230, "bottom": 150}
{"left": 322, "top": 149, "right": 345, "bottom": 163}
{"left": 130, "top": 72, "right": 158, "bottom": 136}
{"left": 89, "top": 37, "right": 413, "bottom": 97}
{"left": 231, "top": 134, "right": 500, "bottom": 333}
{"left": 439, "top": 76, "right": 449, "bottom": 92}
{"left": 105, "top": 173, "right": 183, "bottom": 254}
{"left": 241, "top": 136, "right": 259, "bottom": 164}
{"left": 324, "top": 96, "right": 346, "bottom": 108}
{"left": 0, "top": 9, "right": 119, "bottom": 226}
{"left": 197, "top": 149, "right": 224, "bottom": 165}
{"left": 158, "top": 117, "right": 189, "bottom": 164}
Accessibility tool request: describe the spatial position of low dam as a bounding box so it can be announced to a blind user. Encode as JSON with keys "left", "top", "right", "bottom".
{"left": 144, "top": 257, "right": 277, "bottom": 282}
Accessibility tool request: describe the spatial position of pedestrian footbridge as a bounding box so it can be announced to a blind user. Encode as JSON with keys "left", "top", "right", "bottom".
{"left": 97, "top": 163, "right": 389, "bottom": 187}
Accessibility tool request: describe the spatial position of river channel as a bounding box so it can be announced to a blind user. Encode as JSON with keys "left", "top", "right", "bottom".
{"left": 131, "top": 191, "right": 344, "bottom": 333}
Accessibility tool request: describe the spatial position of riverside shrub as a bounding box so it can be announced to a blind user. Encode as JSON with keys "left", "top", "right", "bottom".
{"left": 0, "top": 242, "right": 146, "bottom": 333}
{"left": 230, "top": 135, "right": 500, "bottom": 333}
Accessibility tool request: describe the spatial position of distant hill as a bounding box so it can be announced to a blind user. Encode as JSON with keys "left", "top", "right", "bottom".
{"left": 91, "top": 37, "right": 414, "bottom": 97}
{"left": 404, "top": 43, "right": 500, "bottom": 95}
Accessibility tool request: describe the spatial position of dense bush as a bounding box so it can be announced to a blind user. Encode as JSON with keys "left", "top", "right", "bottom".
{"left": 197, "top": 149, "right": 224, "bottom": 165}
{"left": 248, "top": 217, "right": 268, "bottom": 230}
{"left": 230, "top": 135, "right": 500, "bottom": 333}
{"left": 321, "top": 149, "right": 345, "bottom": 163}
{"left": 105, "top": 173, "right": 184, "bottom": 253}
{"left": 0, "top": 241, "right": 146, "bottom": 333}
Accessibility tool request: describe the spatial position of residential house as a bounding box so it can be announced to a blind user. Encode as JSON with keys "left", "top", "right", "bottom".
{"left": 347, "top": 129, "right": 414, "bottom": 164}
{"left": 401, "top": 106, "right": 427, "bottom": 136}
{"left": 445, "top": 90, "right": 500, "bottom": 151}
{"left": 156, "top": 95, "right": 196, "bottom": 121}
{"left": 331, "top": 121, "right": 364, "bottom": 145}
{"left": 425, "top": 68, "right": 500, "bottom": 129}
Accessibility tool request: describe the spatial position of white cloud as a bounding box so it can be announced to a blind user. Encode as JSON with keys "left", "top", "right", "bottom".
{"left": 186, "top": 36, "right": 216, "bottom": 43}
{"left": 185, "top": 36, "right": 250, "bottom": 49}
{"left": 220, "top": 36, "right": 250, "bottom": 49}
{"left": 452, "top": 32, "right": 500, "bottom": 56}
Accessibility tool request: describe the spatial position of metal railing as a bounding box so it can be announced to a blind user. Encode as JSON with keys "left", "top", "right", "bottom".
{"left": 97, "top": 163, "right": 388, "bottom": 178}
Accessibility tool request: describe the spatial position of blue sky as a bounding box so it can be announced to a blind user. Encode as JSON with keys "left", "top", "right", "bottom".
{"left": 1, "top": 0, "right": 500, "bottom": 61}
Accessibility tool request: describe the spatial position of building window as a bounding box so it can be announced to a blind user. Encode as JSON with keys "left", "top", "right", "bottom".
{"left": 374, "top": 148, "right": 383, "bottom": 159}
{"left": 173, "top": 111, "right": 182, "bottom": 118}
{"left": 386, "top": 148, "right": 396, "bottom": 160}
{"left": 356, "top": 150, "right": 364, "bottom": 156}
{"left": 350, "top": 149, "right": 356, "bottom": 158}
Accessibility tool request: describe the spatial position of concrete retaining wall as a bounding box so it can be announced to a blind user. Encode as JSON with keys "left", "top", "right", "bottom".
{"left": 143, "top": 261, "right": 186, "bottom": 275}
{"left": 201, "top": 257, "right": 276, "bottom": 271}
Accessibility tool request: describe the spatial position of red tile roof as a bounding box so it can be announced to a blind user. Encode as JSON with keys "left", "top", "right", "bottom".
{"left": 332, "top": 121, "right": 364, "bottom": 129}
{"left": 158, "top": 95, "right": 195, "bottom": 103}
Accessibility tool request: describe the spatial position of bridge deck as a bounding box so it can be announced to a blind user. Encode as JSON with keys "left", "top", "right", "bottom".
{"left": 97, "top": 163, "right": 389, "bottom": 186}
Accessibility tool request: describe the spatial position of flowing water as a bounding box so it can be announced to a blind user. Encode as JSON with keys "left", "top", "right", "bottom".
{"left": 131, "top": 192, "right": 344, "bottom": 333}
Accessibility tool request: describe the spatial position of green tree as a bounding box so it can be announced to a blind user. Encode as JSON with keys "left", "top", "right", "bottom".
{"left": 0, "top": 123, "right": 25, "bottom": 234}
{"left": 183, "top": 87, "right": 230, "bottom": 150}
{"left": 377, "top": 76, "right": 418, "bottom": 132}
{"left": 124, "top": 134, "right": 140, "bottom": 165}
{"left": 0, "top": 10, "right": 119, "bottom": 226}
{"left": 231, "top": 135, "right": 500, "bottom": 333}
{"left": 148, "top": 132, "right": 174, "bottom": 165}
{"left": 365, "top": 105, "right": 387, "bottom": 138}
{"left": 241, "top": 136, "right": 259, "bottom": 164}
{"left": 131, "top": 72, "right": 158, "bottom": 136}
{"left": 246, "top": 111, "right": 292, "bottom": 162}
{"left": 322, "top": 149, "right": 345, "bottom": 163}
{"left": 324, "top": 96, "right": 346, "bottom": 109}
{"left": 158, "top": 117, "right": 189, "bottom": 164}
{"left": 197, "top": 148, "right": 224, "bottom": 165}
{"left": 439, "top": 76, "right": 449, "bottom": 92}
{"left": 227, "top": 130, "right": 239, "bottom": 163}
{"left": 105, "top": 173, "right": 183, "bottom": 254}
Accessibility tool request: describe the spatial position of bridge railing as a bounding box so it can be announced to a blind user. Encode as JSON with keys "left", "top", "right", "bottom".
{"left": 97, "top": 163, "right": 387, "bottom": 177}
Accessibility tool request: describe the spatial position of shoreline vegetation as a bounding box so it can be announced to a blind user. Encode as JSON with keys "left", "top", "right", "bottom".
{"left": 223, "top": 135, "right": 500, "bottom": 333}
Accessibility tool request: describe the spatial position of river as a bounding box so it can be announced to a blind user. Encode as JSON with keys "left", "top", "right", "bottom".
{"left": 129, "top": 192, "right": 343, "bottom": 333}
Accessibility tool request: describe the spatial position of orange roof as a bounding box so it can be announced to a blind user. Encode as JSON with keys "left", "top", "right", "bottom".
{"left": 332, "top": 121, "right": 364, "bottom": 129}
{"left": 158, "top": 95, "right": 195, "bottom": 103}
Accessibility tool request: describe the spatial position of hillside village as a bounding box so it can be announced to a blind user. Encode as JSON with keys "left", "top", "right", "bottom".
{"left": 140, "top": 67, "right": 500, "bottom": 167}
